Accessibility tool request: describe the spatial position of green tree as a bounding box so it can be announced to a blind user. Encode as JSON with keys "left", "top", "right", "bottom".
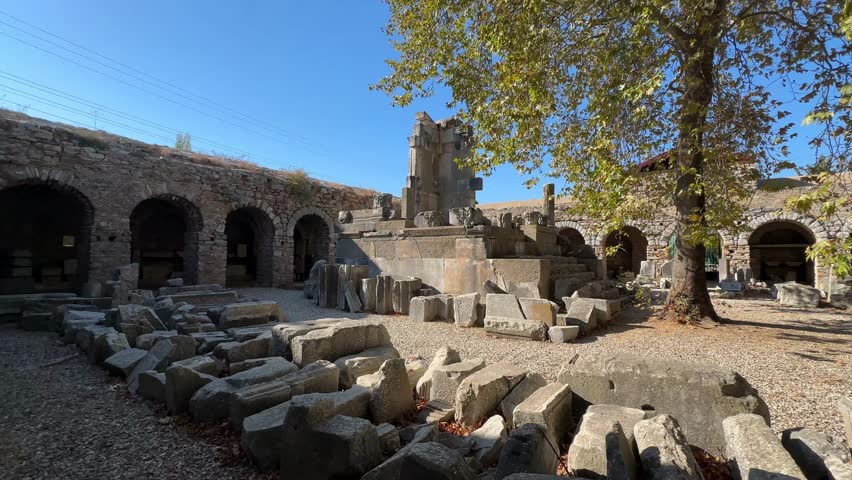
{"left": 175, "top": 132, "right": 192, "bottom": 152}
{"left": 375, "top": 0, "right": 850, "bottom": 322}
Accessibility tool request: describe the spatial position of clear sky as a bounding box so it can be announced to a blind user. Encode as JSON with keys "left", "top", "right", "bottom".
{"left": 0, "top": 1, "right": 817, "bottom": 204}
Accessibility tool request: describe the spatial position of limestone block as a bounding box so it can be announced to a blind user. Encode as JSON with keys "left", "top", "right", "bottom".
{"left": 513, "top": 382, "right": 572, "bottom": 442}
{"left": 485, "top": 316, "right": 548, "bottom": 341}
{"left": 161, "top": 290, "right": 239, "bottom": 306}
{"left": 291, "top": 320, "right": 391, "bottom": 367}
{"left": 723, "top": 414, "right": 805, "bottom": 480}
{"left": 367, "top": 358, "right": 414, "bottom": 424}
{"left": 418, "top": 399, "right": 455, "bottom": 423}
{"left": 416, "top": 346, "right": 461, "bottom": 401}
{"left": 584, "top": 404, "right": 652, "bottom": 445}
{"left": 584, "top": 298, "right": 621, "bottom": 325}
{"left": 518, "top": 298, "right": 556, "bottom": 326}
{"left": 410, "top": 296, "right": 441, "bottom": 322}
{"left": 376, "top": 274, "right": 394, "bottom": 315}
{"left": 470, "top": 414, "right": 508, "bottom": 469}
{"left": 501, "top": 372, "right": 548, "bottom": 425}
{"left": 634, "top": 415, "right": 703, "bottom": 480}
{"left": 135, "top": 330, "right": 178, "bottom": 350}
{"left": 561, "top": 299, "right": 598, "bottom": 334}
{"left": 414, "top": 210, "right": 444, "bottom": 227}
{"left": 335, "top": 345, "right": 401, "bottom": 389}
{"left": 268, "top": 320, "right": 337, "bottom": 357}
{"left": 229, "top": 380, "right": 291, "bottom": 427}
{"left": 165, "top": 358, "right": 218, "bottom": 414}
{"left": 398, "top": 442, "right": 478, "bottom": 480}
{"left": 344, "top": 280, "right": 362, "bottom": 313}
{"left": 104, "top": 347, "right": 147, "bottom": 377}
{"left": 392, "top": 277, "right": 422, "bottom": 315}
{"left": 61, "top": 311, "right": 104, "bottom": 343}
{"left": 192, "top": 331, "right": 231, "bottom": 354}
{"left": 137, "top": 371, "right": 166, "bottom": 402}
{"left": 213, "top": 334, "right": 272, "bottom": 364}
{"left": 405, "top": 356, "right": 428, "bottom": 387}
{"left": 494, "top": 423, "right": 560, "bottom": 478}
{"left": 430, "top": 358, "right": 486, "bottom": 404}
{"left": 455, "top": 363, "right": 527, "bottom": 426}
{"left": 377, "top": 422, "right": 401, "bottom": 455}
{"left": 127, "top": 335, "right": 197, "bottom": 394}
{"left": 286, "top": 399, "right": 382, "bottom": 479}
{"left": 453, "top": 292, "right": 482, "bottom": 328}
{"left": 558, "top": 352, "right": 769, "bottom": 454}
{"left": 242, "top": 387, "right": 371, "bottom": 471}
{"left": 486, "top": 293, "right": 524, "bottom": 318}
{"left": 777, "top": 283, "right": 821, "bottom": 307}
{"left": 781, "top": 427, "right": 852, "bottom": 480}
{"left": 548, "top": 325, "right": 580, "bottom": 343}
{"left": 217, "top": 301, "right": 279, "bottom": 329}
{"left": 362, "top": 424, "right": 439, "bottom": 480}
{"left": 360, "top": 277, "right": 377, "bottom": 312}
{"left": 316, "top": 264, "right": 338, "bottom": 308}
{"left": 567, "top": 413, "right": 638, "bottom": 480}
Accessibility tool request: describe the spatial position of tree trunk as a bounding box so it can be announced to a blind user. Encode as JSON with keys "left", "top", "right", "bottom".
{"left": 665, "top": 2, "right": 726, "bottom": 323}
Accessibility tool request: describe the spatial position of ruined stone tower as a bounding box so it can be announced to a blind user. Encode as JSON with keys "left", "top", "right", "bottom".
{"left": 401, "top": 112, "right": 482, "bottom": 221}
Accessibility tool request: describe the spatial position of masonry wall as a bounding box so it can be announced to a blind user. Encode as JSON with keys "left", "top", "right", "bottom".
{"left": 0, "top": 111, "right": 375, "bottom": 291}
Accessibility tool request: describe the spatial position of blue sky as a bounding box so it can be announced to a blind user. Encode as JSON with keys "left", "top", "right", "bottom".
{"left": 0, "top": 1, "right": 818, "bottom": 204}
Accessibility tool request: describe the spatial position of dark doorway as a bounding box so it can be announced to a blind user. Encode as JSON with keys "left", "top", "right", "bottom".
{"left": 605, "top": 226, "right": 648, "bottom": 278}
{"left": 0, "top": 183, "right": 93, "bottom": 294}
{"left": 292, "top": 214, "right": 330, "bottom": 282}
{"left": 749, "top": 221, "right": 816, "bottom": 285}
{"left": 226, "top": 207, "right": 273, "bottom": 287}
{"left": 130, "top": 197, "right": 200, "bottom": 289}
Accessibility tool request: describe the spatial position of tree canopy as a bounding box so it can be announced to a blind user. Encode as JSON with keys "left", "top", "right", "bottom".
{"left": 375, "top": 0, "right": 850, "bottom": 321}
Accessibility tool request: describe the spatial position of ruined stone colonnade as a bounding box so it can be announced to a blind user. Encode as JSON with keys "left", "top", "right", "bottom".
{"left": 0, "top": 112, "right": 374, "bottom": 295}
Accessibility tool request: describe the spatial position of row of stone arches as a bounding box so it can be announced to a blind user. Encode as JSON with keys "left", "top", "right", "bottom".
{"left": 556, "top": 217, "right": 825, "bottom": 285}
{"left": 0, "top": 181, "right": 334, "bottom": 294}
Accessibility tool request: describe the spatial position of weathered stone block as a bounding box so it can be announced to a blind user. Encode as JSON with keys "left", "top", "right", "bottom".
{"left": 360, "top": 277, "right": 377, "bottom": 312}
{"left": 291, "top": 320, "right": 391, "bottom": 367}
{"left": 217, "top": 301, "right": 279, "bottom": 329}
{"left": 453, "top": 292, "right": 482, "bottom": 328}
{"left": 781, "top": 427, "right": 852, "bottom": 480}
{"left": 470, "top": 414, "right": 508, "bottom": 469}
{"left": 104, "top": 347, "right": 147, "bottom": 377}
{"left": 548, "top": 325, "right": 579, "bottom": 343}
{"left": 397, "top": 441, "right": 478, "bottom": 480}
{"left": 335, "top": 345, "right": 400, "bottom": 389}
{"left": 513, "top": 382, "right": 572, "bottom": 442}
{"left": 557, "top": 352, "right": 769, "bottom": 454}
{"left": 416, "top": 346, "right": 461, "bottom": 401}
{"left": 777, "top": 283, "right": 821, "bottom": 307}
{"left": 501, "top": 372, "right": 547, "bottom": 425}
{"left": 392, "top": 277, "right": 422, "bottom": 315}
{"left": 364, "top": 358, "right": 414, "bottom": 424}
{"left": 518, "top": 298, "right": 556, "bottom": 326}
{"left": 723, "top": 414, "right": 805, "bottom": 480}
{"left": 165, "top": 357, "right": 218, "bottom": 414}
{"left": 486, "top": 293, "right": 524, "bottom": 318}
{"left": 494, "top": 423, "right": 560, "bottom": 478}
{"left": 634, "top": 414, "right": 703, "bottom": 480}
{"left": 455, "top": 363, "right": 527, "bottom": 427}
{"left": 137, "top": 371, "right": 166, "bottom": 402}
{"left": 485, "top": 316, "right": 548, "bottom": 341}
{"left": 430, "top": 358, "right": 486, "bottom": 404}
{"left": 128, "top": 335, "right": 197, "bottom": 394}
{"left": 567, "top": 412, "right": 638, "bottom": 480}
{"left": 410, "top": 296, "right": 441, "bottom": 322}
{"left": 376, "top": 274, "right": 394, "bottom": 315}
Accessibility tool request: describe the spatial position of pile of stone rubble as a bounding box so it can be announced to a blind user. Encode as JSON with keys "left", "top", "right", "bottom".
{"left": 305, "top": 261, "right": 626, "bottom": 344}
{"left": 7, "top": 263, "right": 852, "bottom": 479}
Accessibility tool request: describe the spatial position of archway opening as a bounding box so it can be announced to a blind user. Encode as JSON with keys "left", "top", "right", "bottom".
{"left": 748, "top": 221, "right": 815, "bottom": 285}
{"left": 226, "top": 207, "right": 274, "bottom": 287}
{"left": 130, "top": 197, "right": 200, "bottom": 289}
{"left": 605, "top": 226, "right": 648, "bottom": 278}
{"left": 668, "top": 233, "right": 723, "bottom": 285}
{"left": 558, "top": 227, "right": 595, "bottom": 258}
{"left": 292, "top": 214, "right": 330, "bottom": 282}
{"left": 0, "top": 183, "right": 93, "bottom": 294}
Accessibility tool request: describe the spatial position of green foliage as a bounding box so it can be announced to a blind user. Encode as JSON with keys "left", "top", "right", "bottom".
{"left": 281, "top": 168, "right": 313, "bottom": 202}
{"left": 375, "top": 0, "right": 848, "bottom": 244}
{"left": 175, "top": 132, "right": 192, "bottom": 152}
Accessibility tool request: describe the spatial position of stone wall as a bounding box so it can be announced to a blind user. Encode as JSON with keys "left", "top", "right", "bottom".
{"left": 0, "top": 111, "right": 375, "bottom": 292}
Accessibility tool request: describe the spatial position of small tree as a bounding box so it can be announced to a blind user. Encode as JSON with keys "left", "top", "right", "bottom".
{"left": 175, "top": 132, "right": 192, "bottom": 152}
{"left": 375, "top": 0, "right": 850, "bottom": 322}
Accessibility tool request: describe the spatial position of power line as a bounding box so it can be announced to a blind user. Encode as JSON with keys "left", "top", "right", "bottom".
{"left": 0, "top": 9, "right": 311, "bottom": 144}
{"left": 0, "top": 71, "right": 292, "bottom": 166}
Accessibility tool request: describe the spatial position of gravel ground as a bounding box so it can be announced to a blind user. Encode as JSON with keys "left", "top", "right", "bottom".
{"left": 1, "top": 289, "right": 848, "bottom": 479}
{"left": 0, "top": 325, "right": 266, "bottom": 480}
{"left": 244, "top": 288, "right": 852, "bottom": 441}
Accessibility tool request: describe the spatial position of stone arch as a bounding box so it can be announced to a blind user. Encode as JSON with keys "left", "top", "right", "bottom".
{"left": 604, "top": 225, "right": 648, "bottom": 278}
{"left": 0, "top": 179, "right": 95, "bottom": 294}
{"left": 287, "top": 207, "right": 335, "bottom": 282}
{"left": 130, "top": 194, "right": 203, "bottom": 288}
{"left": 224, "top": 206, "right": 275, "bottom": 287}
{"left": 740, "top": 211, "right": 828, "bottom": 244}
{"left": 554, "top": 220, "right": 592, "bottom": 245}
{"left": 747, "top": 218, "right": 818, "bottom": 285}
